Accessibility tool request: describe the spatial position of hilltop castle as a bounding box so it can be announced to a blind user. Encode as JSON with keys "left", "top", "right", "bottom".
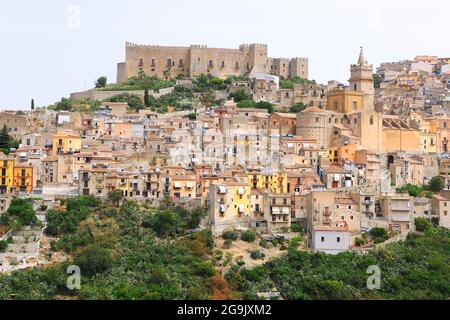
{"left": 116, "top": 42, "right": 308, "bottom": 82}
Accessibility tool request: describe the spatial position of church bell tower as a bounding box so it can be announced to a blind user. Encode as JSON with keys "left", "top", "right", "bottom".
{"left": 349, "top": 47, "right": 374, "bottom": 110}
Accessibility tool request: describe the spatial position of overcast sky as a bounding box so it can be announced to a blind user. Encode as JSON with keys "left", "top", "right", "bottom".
{"left": 0, "top": 0, "right": 448, "bottom": 109}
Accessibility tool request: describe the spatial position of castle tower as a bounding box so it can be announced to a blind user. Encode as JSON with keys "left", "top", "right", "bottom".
{"left": 349, "top": 47, "right": 374, "bottom": 110}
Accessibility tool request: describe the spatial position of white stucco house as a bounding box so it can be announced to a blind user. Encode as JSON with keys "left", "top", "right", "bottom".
{"left": 311, "top": 225, "right": 351, "bottom": 255}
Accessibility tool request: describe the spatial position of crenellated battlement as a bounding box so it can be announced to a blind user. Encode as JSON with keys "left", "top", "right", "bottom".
{"left": 126, "top": 42, "right": 166, "bottom": 48}
{"left": 273, "top": 57, "right": 291, "bottom": 62}
{"left": 190, "top": 44, "right": 208, "bottom": 49}
{"left": 239, "top": 43, "right": 268, "bottom": 50}
{"left": 291, "top": 57, "right": 309, "bottom": 62}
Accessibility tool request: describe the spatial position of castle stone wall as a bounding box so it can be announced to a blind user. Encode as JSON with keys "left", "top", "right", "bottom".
{"left": 117, "top": 42, "right": 308, "bottom": 82}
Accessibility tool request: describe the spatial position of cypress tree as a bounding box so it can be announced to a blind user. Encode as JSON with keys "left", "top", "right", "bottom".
{"left": 0, "top": 125, "right": 11, "bottom": 151}
{"left": 144, "top": 88, "right": 150, "bottom": 107}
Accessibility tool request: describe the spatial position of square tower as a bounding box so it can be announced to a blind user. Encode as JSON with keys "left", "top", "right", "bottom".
{"left": 349, "top": 47, "right": 374, "bottom": 110}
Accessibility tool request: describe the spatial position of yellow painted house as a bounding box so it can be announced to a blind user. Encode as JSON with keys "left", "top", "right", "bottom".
{"left": 53, "top": 132, "right": 82, "bottom": 155}
{"left": 0, "top": 157, "right": 14, "bottom": 193}
{"left": 328, "top": 147, "right": 338, "bottom": 163}
{"left": 13, "top": 164, "right": 34, "bottom": 193}
{"left": 248, "top": 172, "right": 288, "bottom": 193}
{"left": 209, "top": 182, "right": 251, "bottom": 233}
{"left": 105, "top": 173, "right": 131, "bottom": 197}
{"left": 419, "top": 131, "right": 437, "bottom": 153}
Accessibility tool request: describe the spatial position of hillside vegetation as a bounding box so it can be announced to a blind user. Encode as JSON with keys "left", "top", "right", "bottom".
{"left": 0, "top": 196, "right": 448, "bottom": 300}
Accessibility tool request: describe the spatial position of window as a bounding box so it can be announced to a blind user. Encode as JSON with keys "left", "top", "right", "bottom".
{"left": 139, "top": 58, "right": 144, "bottom": 67}
{"left": 337, "top": 237, "right": 341, "bottom": 243}
{"left": 221, "top": 61, "right": 225, "bottom": 68}
{"left": 353, "top": 101, "right": 357, "bottom": 110}
{"left": 208, "top": 60, "right": 213, "bottom": 68}
{"left": 321, "top": 237, "right": 325, "bottom": 242}
{"left": 167, "top": 59, "right": 172, "bottom": 67}
{"left": 370, "top": 116, "right": 374, "bottom": 125}
{"left": 334, "top": 101, "right": 338, "bottom": 110}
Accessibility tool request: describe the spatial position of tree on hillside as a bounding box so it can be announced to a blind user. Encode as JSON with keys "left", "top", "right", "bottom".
{"left": 0, "top": 125, "right": 11, "bottom": 151}
{"left": 415, "top": 217, "right": 431, "bottom": 232}
{"left": 229, "top": 89, "right": 252, "bottom": 103}
{"left": 56, "top": 98, "right": 73, "bottom": 111}
{"left": 107, "top": 190, "right": 124, "bottom": 207}
{"left": 0, "top": 125, "right": 20, "bottom": 155}
{"left": 148, "top": 210, "right": 177, "bottom": 238}
{"left": 31, "top": 99, "right": 35, "bottom": 110}
{"left": 200, "top": 90, "right": 216, "bottom": 109}
{"left": 7, "top": 198, "right": 37, "bottom": 226}
{"left": 108, "top": 93, "right": 143, "bottom": 111}
{"left": 163, "top": 68, "right": 171, "bottom": 81}
{"left": 95, "top": 76, "right": 107, "bottom": 88}
{"left": 144, "top": 88, "right": 151, "bottom": 107}
{"left": 427, "top": 176, "right": 445, "bottom": 193}
{"left": 291, "top": 102, "right": 308, "bottom": 113}
{"left": 138, "top": 69, "right": 146, "bottom": 80}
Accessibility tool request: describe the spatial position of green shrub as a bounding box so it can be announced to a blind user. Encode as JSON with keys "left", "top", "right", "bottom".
{"left": 223, "top": 239, "right": 233, "bottom": 249}
{"left": 7, "top": 198, "right": 37, "bottom": 226}
{"left": 74, "top": 245, "right": 112, "bottom": 277}
{"left": 291, "top": 224, "right": 305, "bottom": 233}
{"left": 0, "top": 213, "right": 10, "bottom": 226}
{"left": 222, "top": 230, "right": 239, "bottom": 241}
{"left": 354, "top": 237, "right": 365, "bottom": 246}
{"left": 431, "top": 217, "right": 440, "bottom": 226}
{"left": 396, "top": 184, "right": 424, "bottom": 197}
{"left": 427, "top": 176, "right": 444, "bottom": 193}
{"left": 241, "top": 230, "right": 256, "bottom": 243}
{"left": 415, "top": 217, "right": 431, "bottom": 232}
{"left": 250, "top": 250, "right": 265, "bottom": 260}
{"left": 370, "top": 228, "right": 389, "bottom": 244}
{"left": 0, "top": 240, "right": 8, "bottom": 252}
{"left": 259, "top": 239, "right": 268, "bottom": 248}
